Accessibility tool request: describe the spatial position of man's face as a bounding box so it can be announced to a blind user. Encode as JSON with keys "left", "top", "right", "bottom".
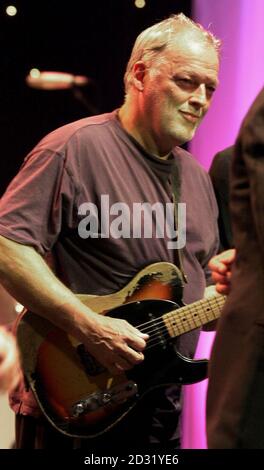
{"left": 140, "top": 33, "right": 219, "bottom": 154}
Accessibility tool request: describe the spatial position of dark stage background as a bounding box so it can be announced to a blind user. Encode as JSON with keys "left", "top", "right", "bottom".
{"left": 0, "top": 0, "right": 191, "bottom": 195}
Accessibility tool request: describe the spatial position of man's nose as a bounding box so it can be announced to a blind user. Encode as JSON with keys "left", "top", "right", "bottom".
{"left": 189, "top": 84, "right": 208, "bottom": 107}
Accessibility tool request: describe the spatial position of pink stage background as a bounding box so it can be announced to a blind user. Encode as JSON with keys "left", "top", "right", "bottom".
{"left": 182, "top": 0, "right": 264, "bottom": 449}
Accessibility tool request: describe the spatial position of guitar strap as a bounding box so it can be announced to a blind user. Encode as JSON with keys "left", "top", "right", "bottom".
{"left": 171, "top": 156, "right": 188, "bottom": 284}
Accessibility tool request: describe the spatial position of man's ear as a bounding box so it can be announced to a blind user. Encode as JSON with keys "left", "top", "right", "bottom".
{"left": 132, "top": 61, "right": 147, "bottom": 91}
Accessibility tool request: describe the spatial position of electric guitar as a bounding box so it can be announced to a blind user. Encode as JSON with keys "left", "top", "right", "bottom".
{"left": 16, "top": 262, "right": 225, "bottom": 438}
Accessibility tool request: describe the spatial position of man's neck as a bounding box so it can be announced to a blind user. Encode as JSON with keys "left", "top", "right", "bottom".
{"left": 118, "top": 103, "right": 171, "bottom": 160}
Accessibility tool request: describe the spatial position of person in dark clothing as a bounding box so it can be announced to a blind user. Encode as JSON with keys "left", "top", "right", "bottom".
{"left": 207, "top": 87, "right": 264, "bottom": 448}
{"left": 0, "top": 13, "right": 220, "bottom": 449}
{"left": 209, "top": 146, "right": 234, "bottom": 250}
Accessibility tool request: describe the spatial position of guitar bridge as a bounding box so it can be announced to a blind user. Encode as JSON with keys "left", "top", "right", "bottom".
{"left": 71, "top": 381, "right": 138, "bottom": 417}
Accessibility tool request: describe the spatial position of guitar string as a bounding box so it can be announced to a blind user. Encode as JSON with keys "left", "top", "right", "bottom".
{"left": 135, "top": 296, "right": 224, "bottom": 332}
{"left": 136, "top": 299, "right": 223, "bottom": 335}
{"left": 135, "top": 300, "right": 224, "bottom": 350}
{"left": 138, "top": 307, "right": 215, "bottom": 334}
{"left": 140, "top": 308, "right": 219, "bottom": 337}
{"left": 131, "top": 314, "right": 221, "bottom": 349}
{"left": 143, "top": 310, "right": 221, "bottom": 350}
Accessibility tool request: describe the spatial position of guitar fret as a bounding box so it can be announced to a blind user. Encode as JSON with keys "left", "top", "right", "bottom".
{"left": 163, "top": 294, "right": 226, "bottom": 338}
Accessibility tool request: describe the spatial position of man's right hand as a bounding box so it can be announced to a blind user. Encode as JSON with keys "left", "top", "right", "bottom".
{"left": 208, "top": 248, "right": 236, "bottom": 295}
{"left": 81, "top": 313, "right": 149, "bottom": 375}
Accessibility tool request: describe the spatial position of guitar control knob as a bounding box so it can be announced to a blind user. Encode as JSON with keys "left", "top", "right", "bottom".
{"left": 72, "top": 402, "right": 86, "bottom": 417}
{"left": 102, "top": 393, "right": 111, "bottom": 404}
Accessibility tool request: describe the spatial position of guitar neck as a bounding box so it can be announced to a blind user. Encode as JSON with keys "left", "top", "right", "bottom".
{"left": 163, "top": 294, "right": 225, "bottom": 338}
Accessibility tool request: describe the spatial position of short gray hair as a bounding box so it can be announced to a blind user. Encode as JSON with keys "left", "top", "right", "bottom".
{"left": 124, "top": 13, "right": 221, "bottom": 92}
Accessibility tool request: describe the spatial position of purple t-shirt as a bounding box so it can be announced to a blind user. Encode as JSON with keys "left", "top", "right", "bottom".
{"left": 0, "top": 111, "right": 219, "bottom": 429}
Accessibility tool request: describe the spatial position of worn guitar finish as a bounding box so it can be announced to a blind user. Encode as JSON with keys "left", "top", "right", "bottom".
{"left": 16, "top": 262, "right": 225, "bottom": 438}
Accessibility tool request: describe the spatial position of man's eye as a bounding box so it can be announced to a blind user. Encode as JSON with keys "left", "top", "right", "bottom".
{"left": 176, "top": 78, "right": 194, "bottom": 87}
{"left": 206, "top": 86, "right": 216, "bottom": 95}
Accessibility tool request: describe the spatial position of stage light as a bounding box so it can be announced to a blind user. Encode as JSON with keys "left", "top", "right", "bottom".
{"left": 6, "top": 5, "right": 17, "bottom": 16}
{"left": 26, "top": 70, "right": 89, "bottom": 90}
{"left": 135, "top": 0, "right": 146, "bottom": 9}
{"left": 25, "top": 69, "right": 97, "bottom": 113}
{"left": 29, "top": 68, "right": 40, "bottom": 79}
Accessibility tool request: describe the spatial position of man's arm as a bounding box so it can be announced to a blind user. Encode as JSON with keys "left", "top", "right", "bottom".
{"left": 0, "top": 236, "right": 148, "bottom": 374}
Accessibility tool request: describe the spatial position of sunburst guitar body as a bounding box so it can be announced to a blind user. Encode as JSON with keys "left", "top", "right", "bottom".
{"left": 16, "top": 262, "right": 225, "bottom": 438}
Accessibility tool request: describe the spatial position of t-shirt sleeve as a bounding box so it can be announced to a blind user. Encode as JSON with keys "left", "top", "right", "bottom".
{"left": 0, "top": 148, "right": 77, "bottom": 255}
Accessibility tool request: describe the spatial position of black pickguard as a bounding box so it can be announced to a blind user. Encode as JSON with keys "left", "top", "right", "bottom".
{"left": 107, "top": 299, "right": 208, "bottom": 391}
